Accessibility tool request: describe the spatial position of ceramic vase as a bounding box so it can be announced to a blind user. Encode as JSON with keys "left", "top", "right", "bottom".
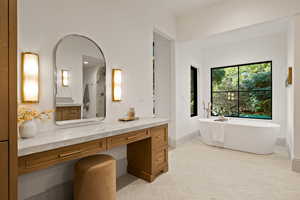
{"left": 19, "top": 119, "right": 37, "bottom": 138}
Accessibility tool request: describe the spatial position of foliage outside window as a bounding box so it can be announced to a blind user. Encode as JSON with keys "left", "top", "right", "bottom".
{"left": 191, "top": 66, "right": 198, "bottom": 117}
{"left": 211, "top": 61, "right": 272, "bottom": 119}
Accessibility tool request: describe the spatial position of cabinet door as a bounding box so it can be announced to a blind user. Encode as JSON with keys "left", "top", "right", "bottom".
{"left": 0, "top": 0, "right": 9, "bottom": 141}
{"left": 0, "top": 141, "right": 8, "bottom": 200}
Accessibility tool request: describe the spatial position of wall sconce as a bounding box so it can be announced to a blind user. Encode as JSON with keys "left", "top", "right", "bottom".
{"left": 62, "top": 70, "right": 70, "bottom": 87}
{"left": 286, "top": 67, "right": 293, "bottom": 86}
{"left": 21, "top": 52, "right": 39, "bottom": 103}
{"left": 112, "top": 69, "right": 122, "bottom": 101}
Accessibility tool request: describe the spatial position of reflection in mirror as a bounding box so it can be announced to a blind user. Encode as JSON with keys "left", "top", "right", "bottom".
{"left": 54, "top": 35, "right": 106, "bottom": 125}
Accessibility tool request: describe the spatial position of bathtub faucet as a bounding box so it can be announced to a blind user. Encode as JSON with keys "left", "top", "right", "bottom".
{"left": 203, "top": 101, "right": 211, "bottom": 118}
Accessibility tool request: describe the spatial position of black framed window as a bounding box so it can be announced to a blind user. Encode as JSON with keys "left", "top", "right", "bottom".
{"left": 191, "top": 66, "right": 198, "bottom": 117}
{"left": 211, "top": 61, "right": 272, "bottom": 120}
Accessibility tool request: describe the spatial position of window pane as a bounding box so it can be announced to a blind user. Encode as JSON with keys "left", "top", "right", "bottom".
{"left": 212, "top": 92, "right": 238, "bottom": 117}
{"left": 191, "top": 67, "right": 198, "bottom": 117}
{"left": 212, "top": 67, "right": 238, "bottom": 91}
{"left": 239, "top": 91, "right": 272, "bottom": 119}
{"left": 239, "top": 62, "right": 272, "bottom": 91}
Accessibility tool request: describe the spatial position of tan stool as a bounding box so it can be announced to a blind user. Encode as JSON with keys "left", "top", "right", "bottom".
{"left": 74, "top": 155, "right": 116, "bottom": 200}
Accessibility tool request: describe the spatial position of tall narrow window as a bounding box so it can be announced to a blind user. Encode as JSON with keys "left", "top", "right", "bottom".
{"left": 211, "top": 61, "right": 272, "bottom": 119}
{"left": 191, "top": 66, "right": 198, "bottom": 117}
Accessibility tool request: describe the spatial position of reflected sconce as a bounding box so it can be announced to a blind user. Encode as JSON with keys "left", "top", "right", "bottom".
{"left": 62, "top": 70, "right": 70, "bottom": 87}
{"left": 21, "top": 52, "right": 39, "bottom": 103}
{"left": 112, "top": 69, "right": 122, "bottom": 101}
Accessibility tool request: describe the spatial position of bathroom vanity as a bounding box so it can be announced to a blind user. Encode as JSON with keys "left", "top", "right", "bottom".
{"left": 18, "top": 118, "right": 169, "bottom": 182}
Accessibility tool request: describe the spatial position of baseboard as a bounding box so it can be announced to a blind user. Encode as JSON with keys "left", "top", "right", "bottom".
{"left": 25, "top": 181, "right": 73, "bottom": 200}
{"left": 276, "top": 137, "right": 286, "bottom": 147}
{"left": 292, "top": 158, "right": 300, "bottom": 173}
{"left": 176, "top": 130, "right": 200, "bottom": 146}
{"left": 168, "top": 137, "right": 177, "bottom": 149}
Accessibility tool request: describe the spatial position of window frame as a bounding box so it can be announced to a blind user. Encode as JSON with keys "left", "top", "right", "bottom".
{"left": 210, "top": 61, "right": 273, "bottom": 120}
{"left": 191, "top": 66, "right": 198, "bottom": 117}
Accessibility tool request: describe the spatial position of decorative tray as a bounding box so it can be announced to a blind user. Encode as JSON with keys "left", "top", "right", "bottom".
{"left": 118, "top": 117, "right": 139, "bottom": 122}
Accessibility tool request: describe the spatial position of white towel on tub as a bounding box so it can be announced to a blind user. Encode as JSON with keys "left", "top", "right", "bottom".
{"left": 210, "top": 122, "right": 225, "bottom": 146}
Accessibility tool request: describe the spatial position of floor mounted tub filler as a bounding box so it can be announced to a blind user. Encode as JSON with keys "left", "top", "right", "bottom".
{"left": 199, "top": 118, "right": 280, "bottom": 155}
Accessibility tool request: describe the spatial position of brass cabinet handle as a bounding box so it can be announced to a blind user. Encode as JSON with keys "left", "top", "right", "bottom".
{"left": 59, "top": 150, "right": 82, "bottom": 158}
{"left": 127, "top": 135, "right": 138, "bottom": 140}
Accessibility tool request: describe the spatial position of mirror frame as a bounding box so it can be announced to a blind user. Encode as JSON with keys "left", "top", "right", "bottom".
{"left": 53, "top": 34, "right": 107, "bottom": 126}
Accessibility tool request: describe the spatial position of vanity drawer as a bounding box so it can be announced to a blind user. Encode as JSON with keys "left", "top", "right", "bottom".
{"left": 153, "top": 148, "right": 168, "bottom": 172}
{"left": 107, "top": 129, "right": 150, "bottom": 149}
{"left": 151, "top": 125, "right": 168, "bottom": 150}
{"left": 19, "top": 138, "right": 106, "bottom": 174}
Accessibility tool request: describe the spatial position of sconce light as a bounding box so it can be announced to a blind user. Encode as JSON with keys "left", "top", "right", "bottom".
{"left": 21, "top": 52, "right": 39, "bottom": 103}
{"left": 112, "top": 69, "right": 122, "bottom": 101}
{"left": 62, "top": 70, "right": 70, "bottom": 87}
{"left": 287, "top": 67, "right": 293, "bottom": 86}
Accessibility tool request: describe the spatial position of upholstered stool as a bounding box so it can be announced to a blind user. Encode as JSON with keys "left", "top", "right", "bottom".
{"left": 74, "top": 155, "right": 116, "bottom": 200}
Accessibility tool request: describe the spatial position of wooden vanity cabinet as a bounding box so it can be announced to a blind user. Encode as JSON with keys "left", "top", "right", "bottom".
{"left": 0, "top": 141, "right": 9, "bottom": 200}
{"left": 151, "top": 125, "right": 168, "bottom": 174}
{"left": 0, "top": 0, "right": 9, "bottom": 141}
{"left": 107, "top": 129, "right": 150, "bottom": 149}
{"left": 127, "top": 125, "right": 168, "bottom": 182}
{"left": 19, "top": 138, "right": 107, "bottom": 174}
{"left": 0, "top": 0, "right": 18, "bottom": 199}
{"left": 19, "top": 124, "right": 169, "bottom": 183}
{"left": 56, "top": 106, "right": 81, "bottom": 121}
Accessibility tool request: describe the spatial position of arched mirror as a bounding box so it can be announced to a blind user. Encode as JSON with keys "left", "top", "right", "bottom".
{"left": 54, "top": 34, "right": 106, "bottom": 125}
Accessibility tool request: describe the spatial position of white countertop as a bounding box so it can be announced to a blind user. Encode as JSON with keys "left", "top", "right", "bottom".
{"left": 56, "top": 103, "right": 82, "bottom": 107}
{"left": 18, "top": 117, "right": 169, "bottom": 157}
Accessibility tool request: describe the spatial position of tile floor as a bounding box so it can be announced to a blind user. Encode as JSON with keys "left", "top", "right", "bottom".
{"left": 117, "top": 138, "right": 300, "bottom": 200}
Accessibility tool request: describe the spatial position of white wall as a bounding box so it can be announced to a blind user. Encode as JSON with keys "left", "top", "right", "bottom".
{"left": 18, "top": 0, "right": 176, "bottom": 199}
{"left": 177, "top": 0, "right": 300, "bottom": 41}
{"left": 287, "top": 20, "right": 295, "bottom": 158}
{"left": 286, "top": 14, "right": 300, "bottom": 171}
{"left": 19, "top": 0, "right": 176, "bottom": 128}
{"left": 292, "top": 15, "right": 300, "bottom": 163}
{"left": 201, "top": 33, "right": 287, "bottom": 138}
{"left": 153, "top": 32, "right": 177, "bottom": 146}
{"left": 153, "top": 33, "right": 171, "bottom": 118}
{"left": 175, "top": 41, "right": 203, "bottom": 140}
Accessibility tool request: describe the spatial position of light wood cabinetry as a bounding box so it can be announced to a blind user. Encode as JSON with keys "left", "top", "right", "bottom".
{"left": 0, "top": 141, "right": 8, "bottom": 200}
{"left": 0, "top": 0, "right": 17, "bottom": 199}
{"left": 0, "top": 0, "right": 9, "bottom": 141}
{"left": 107, "top": 129, "right": 150, "bottom": 149}
{"left": 56, "top": 106, "right": 81, "bottom": 121}
{"left": 19, "top": 138, "right": 106, "bottom": 174}
{"left": 127, "top": 125, "right": 168, "bottom": 182}
{"left": 18, "top": 124, "right": 169, "bottom": 183}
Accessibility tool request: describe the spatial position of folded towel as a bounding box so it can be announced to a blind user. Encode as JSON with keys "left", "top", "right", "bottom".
{"left": 83, "top": 84, "right": 90, "bottom": 111}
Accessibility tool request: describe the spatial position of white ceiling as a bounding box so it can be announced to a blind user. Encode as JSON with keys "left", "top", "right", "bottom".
{"left": 186, "top": 18, "right": 289, "bottom": 49}
{"left": 164, "top": 0, "right": 226, "bottom": 17}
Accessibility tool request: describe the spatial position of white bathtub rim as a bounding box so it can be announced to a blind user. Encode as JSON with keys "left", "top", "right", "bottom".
{"left": 199, "top": 118, "right": 280, "bottom": 128}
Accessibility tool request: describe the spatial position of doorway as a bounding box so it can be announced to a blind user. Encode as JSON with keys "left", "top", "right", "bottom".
{"left": 153, "top": 32, "right": 172, "bottom": 119}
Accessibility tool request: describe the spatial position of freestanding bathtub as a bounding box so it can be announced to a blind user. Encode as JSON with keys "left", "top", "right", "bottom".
{"left": 199, "top": 118, "right": 280, "bottom": 155}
